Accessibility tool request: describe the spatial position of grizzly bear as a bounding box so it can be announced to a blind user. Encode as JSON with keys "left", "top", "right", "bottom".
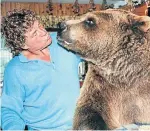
{"left": 57, "top": 9, "right": 150, "bottom": 130}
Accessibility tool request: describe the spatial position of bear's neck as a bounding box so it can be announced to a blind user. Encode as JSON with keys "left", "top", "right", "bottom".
{"left": 89, "top": 62, "right": 150, "bottom": 89}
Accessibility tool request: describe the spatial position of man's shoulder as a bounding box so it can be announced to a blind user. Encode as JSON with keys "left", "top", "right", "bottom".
{"left": 49, "top": 32, "right": 82, "bottom": 63}
{"left": 50, "top": 32, "right": 57, "bottom": 38}
{"left": 5, "top": 56, "right": 22, "bottom": 71}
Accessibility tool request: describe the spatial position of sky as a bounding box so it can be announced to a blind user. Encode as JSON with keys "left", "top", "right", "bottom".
{"left": 114, "top": 1, "right": 127, "bottom": 8}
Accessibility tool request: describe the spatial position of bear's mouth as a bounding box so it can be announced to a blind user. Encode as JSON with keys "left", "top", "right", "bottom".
{"left": 57, "top": 36, "right": 73, "bottom": 45}
{"left": 57, "top": 36, "right": 73, "bottom": 46}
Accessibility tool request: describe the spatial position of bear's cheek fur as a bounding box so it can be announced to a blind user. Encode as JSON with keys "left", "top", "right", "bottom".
{"left": 60, "top": 21, "right": 115, "bottom": 61}
{"left": 60, "top": 31, "right": 112, "bottom": 62}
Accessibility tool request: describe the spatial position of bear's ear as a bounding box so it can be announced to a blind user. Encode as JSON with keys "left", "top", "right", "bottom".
{"left": 132, "top": 16, "right": 150, "bottom": 32}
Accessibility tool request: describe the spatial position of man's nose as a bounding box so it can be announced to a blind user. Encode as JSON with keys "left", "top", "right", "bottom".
{"left": 57, "top": 22, "right": 67, "bottom": 32}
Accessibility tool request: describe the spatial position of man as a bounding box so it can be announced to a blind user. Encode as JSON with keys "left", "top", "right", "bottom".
{"left": 1, "top": 9, "right": 81, "bottom": 130}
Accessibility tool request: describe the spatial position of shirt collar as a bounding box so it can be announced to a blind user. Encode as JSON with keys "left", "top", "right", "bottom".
{"left": 18, "top": 53, "right": 30, "bottom": 63}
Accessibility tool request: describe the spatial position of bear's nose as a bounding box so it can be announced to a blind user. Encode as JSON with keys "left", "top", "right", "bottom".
{"left": 57, "top": 22, "right": 67, "bottom": 32}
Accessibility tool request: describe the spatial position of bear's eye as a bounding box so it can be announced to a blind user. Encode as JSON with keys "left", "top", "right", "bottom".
{"left": 84, "top": 17, "right": 96, "bottom": 28}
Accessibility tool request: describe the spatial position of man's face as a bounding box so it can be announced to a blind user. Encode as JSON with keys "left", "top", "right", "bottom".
{"left": 24, "top": 20, "right": 52, "bottom": 52}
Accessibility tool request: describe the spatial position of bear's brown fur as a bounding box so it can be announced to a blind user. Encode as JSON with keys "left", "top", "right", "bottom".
{"left": 57, "top": 9, "right": 150, "bottom": 130}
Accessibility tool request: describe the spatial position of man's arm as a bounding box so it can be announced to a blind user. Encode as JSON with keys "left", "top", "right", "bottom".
{"left": 1, "top": 65, "right": 26, "bottom": 130}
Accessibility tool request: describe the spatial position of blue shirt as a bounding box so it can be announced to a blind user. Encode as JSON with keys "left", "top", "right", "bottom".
{"left": 1, "top": 32, "right": 81, "bottom": 130}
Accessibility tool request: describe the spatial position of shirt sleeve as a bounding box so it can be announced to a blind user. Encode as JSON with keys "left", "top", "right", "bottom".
{"left": 1, "top": 65, "right": 26, "bottom": 130}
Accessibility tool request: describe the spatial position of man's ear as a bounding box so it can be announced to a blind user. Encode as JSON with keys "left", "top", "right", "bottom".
{"left": 21, "top": 44, "right": 29, "bottom": 50}
{"left": 132, "top": 15, "right": 150, "bottom": 32}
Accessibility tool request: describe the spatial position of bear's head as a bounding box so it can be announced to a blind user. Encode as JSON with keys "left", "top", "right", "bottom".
{"left": 57, "top": 9, "right": 150, "bottom": 87}
{"left": 57, "top": 9, "right": 150, "bottom": 66}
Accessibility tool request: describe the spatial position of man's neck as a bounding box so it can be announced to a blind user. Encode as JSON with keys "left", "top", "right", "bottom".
{"left": 22, "top": 48, "right": 51, "bottom": 62}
